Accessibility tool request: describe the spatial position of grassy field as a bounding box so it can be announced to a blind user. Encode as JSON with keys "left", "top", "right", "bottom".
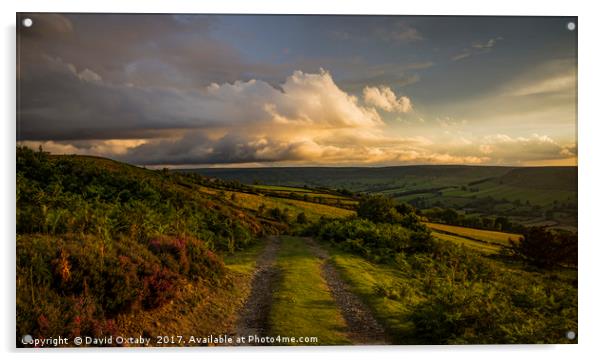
{"left": 252, "top": 184, "right": 320, "bottom": 193}
{"left": 252, "top": 184, "right": 358, "bottom": 205}
{"left": 224, "top": 189, "right": 355, "bottom": 221}
{"left": 425, "top": 222, "right": 522, "bottom": 246}
{"left": 441, "top": 182, "right": 576, "bottom": 206}
{"left": 431, "top": 231, "right": 502, "bottom": 254}
{"left": 269, "top": 190, "right": 354, "bottom": 201}
{"left": 269, "top": 236, "right": 351, "bottom": 345}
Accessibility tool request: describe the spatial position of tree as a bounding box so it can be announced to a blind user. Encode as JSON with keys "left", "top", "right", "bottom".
{"left": 296, "top": 212, "right": 308, "bottom": 224}
{"left": 440, "top": 208, "right": 458, "bottom": 224}
{"left": 395, "top": 202, "right": 415, "bottom": 216}
{"left": 357, "top": 195, "right": 399, "bottom": 223}
{"left": 510, "top": 227, "right": 577, "bottom": 268}
{"left": 495, "top": 216, "right": 510, "bottom": 231}
{"left": 269, "top": 207, "right": 290, "bottom": 223}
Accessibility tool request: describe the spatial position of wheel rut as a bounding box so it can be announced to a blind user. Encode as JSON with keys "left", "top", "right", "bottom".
{"left": 304, "top": 237, "right": 388, "bottom": 345}
{"left": 234, "top": 236, "right": 281, "bottom": 339}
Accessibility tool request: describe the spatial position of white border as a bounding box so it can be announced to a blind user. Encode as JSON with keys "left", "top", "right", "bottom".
{"left": 2, "top": 1, "right": 601, "bottom": 361}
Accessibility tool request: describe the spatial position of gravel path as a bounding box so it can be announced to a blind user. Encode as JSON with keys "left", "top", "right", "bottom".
{"left": 304, "top": 237, "right": 388, "bottom": 345}
{"left": 235, "top": 236, "right": 281, "bottom": 339}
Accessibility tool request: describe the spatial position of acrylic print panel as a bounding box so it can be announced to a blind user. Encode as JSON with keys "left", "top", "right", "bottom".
{"left": 16, "top": 13, "right": 577, "bottom": 347}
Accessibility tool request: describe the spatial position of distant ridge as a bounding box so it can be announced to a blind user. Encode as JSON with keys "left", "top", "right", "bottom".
{"left": 179, "top": 165, "right": 576, "bottom": 192}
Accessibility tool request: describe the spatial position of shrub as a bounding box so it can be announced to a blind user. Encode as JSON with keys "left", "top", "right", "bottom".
{"left": 373, "top": 281, "right": 414, "bottom": 301}
{"left": 15, "top": 146, "right": 276, "bottom": 341}
{"left": 142, "top": 266, "right": 180, "bottom": 309}
{"left": 313, "top": 217, "right": 434, "bottom": 262}
{"left": 410, "top": 281, "right": 505, "bottom": 344}
{"left": 409, "top": 273, "right": 577, "bottom": 344}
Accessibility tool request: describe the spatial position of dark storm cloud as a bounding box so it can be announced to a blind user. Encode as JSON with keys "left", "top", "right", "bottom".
{"left": 18, "top": 14, "right": 279, "bottom": 89}
{"left": 121, "top": 132, "right": 314, "bottom": 166}
{"left": 17, "top": 13, "right": 295, "bottom": 141}
{"left": 17, "top": 13, "right": 431, "bottom": 141}
{"left": 18, "top": 55, "right": 211, "bottom": 140}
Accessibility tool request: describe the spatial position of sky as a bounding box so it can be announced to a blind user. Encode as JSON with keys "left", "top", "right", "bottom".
{"left": 17, "top": 14, "right": 578, "bottom": 167}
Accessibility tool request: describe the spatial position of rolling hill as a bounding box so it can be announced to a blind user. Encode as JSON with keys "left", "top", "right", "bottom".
{"left": 183, "top": 165, "right": 576, "bottom": 207}
{"left": 185, "top": 165, "right": 577, "bottom": 231}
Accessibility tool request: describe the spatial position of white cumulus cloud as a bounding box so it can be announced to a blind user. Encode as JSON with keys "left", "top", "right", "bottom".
{"left": 362, "top": 86, "right": 413, "bottom": 113}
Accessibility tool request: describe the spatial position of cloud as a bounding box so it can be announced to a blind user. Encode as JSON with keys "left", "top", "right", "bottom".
{"left": 337, "top": 61, "right": 432, "bottom": 92}
{"left": 480, "top": 134, "right": 576, "bottom": 161}
{"left": 19, "top": 139, "right": 147, "bottom": 157}
{"left": 363, "top": 86, "right": 413, "bottom": 113}
{"left": 203, "top": 69, "right": 383, "bottom": 129}
{"left": 21, "top": 56, "right": 495, "bottom": 167}
{"left": 20, "top": 54, "right": 387, "bottom": 137}
{"left": 19, "top": 57, "right": 573, "bottom": 167}
{"left": 451, "top": 52, "right": 471, "bottom": 61}
{"left": 17, "top": 15, "right": 575, "bottom": 167}
{"left": 509, "top": 74, "right": 575, "bottom": 96}
{"left": 19, "top": 14, "right": 281, "bottom": 90}
{"left": 472, "top": 36, "right": 503, "bottom": 49}
{"left": 451, "top": 36, "right": 503, "bottom": 61}
{"left": 503, "top": 60, "right": 576, "bottom": 97}
{"left": 451, "top": 134, "right": 577, "bottom": 165}
{"left": 437, "top": 117, "right": 467, "bottom": 128}
{"left": 75, "top": 68, "right": 102, "bottom": 83}
{"left": 374, "top": 21, "right": 423, "bottom": 42}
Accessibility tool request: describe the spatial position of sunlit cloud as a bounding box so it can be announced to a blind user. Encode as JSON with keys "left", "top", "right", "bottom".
{"left": 363, "top": 86, "right": 413, "bottom": 113}
{"left": 502, "top": 58, "right": 576, "bottom": 97}
{"left": 19, "top": 139, "right": 148, "bottom": 156}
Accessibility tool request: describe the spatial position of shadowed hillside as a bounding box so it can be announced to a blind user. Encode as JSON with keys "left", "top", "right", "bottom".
{"left": 184, "top": 165, "right": 514, "bottom": 192}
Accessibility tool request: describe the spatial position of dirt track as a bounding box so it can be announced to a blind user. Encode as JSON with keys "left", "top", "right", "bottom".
{"left": 235, "top": 236, "right": 387, "bottom": 345}
{"left": 304, "top": 237, "right": 388, "bottom": 345}
{"left": 235, "top": 236, "right": 281, "bottom": 339}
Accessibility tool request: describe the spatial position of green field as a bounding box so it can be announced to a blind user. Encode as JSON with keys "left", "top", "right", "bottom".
{"left": 225, "top": 190, "right": 355, "bottom": 221}
{"left": 431, "top": 231, "right": 502, "bottom": 254}
{"left": 197, "top": 183, "right": 356, "bottom": 221}
{"left": 425, "top": 222, "right": 522, "bottom": 246}
{"left": 440, "top": 182, "right": 576, "bottom": 206}
{"left": 252, "top": 184, "right": 320, "bottom": 193}
{"left": 252, "top": 184, "right": 358, "bottom": 205}
{"left": 187, "top": 166, "right": 577, "bottom": 231}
